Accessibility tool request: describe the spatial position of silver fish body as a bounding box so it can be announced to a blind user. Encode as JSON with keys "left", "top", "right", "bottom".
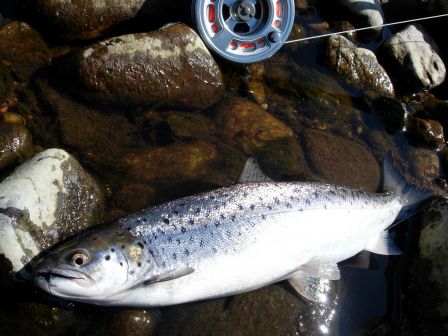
{"left": 32, "top": 180, "right": 405, "bottom": 306}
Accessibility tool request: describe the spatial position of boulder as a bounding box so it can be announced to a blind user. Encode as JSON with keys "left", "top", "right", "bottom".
{"left": 61, "top": 23, "right": 224, "bottom": 110}
{"left": 0, "top": 22, "right": 50, "bottom": 81}
{"left": 326, "top": 35, "right": 395, "bottom": 96}
{"left": 0, "top": 149, "right": 104, "bottom": 273}
{"left": 340, "top": 0, "right": 385, "bottom": 39}
{"left": 380, "top": 25, "right": 446, "bottom": 92}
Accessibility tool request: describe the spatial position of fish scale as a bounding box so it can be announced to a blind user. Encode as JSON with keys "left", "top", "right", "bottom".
{"left": 32, "top": 158, "right": 429, "bottom": 306}
{"left": 118, "top": 182, "right": 398, "bottom": 278}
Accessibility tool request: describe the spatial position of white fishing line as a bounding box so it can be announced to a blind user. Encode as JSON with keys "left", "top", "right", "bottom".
{"left": 285, "top": 13, "right": 448, "bottom": 44}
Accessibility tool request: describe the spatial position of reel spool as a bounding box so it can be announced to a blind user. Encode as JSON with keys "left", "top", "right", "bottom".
{"left": 193, "top": 0, "right": 295, "bottom": 63}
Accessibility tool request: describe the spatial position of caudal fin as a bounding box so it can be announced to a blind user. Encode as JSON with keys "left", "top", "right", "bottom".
{"left": 383, "top": 155, "right": 434, "bottom": 220}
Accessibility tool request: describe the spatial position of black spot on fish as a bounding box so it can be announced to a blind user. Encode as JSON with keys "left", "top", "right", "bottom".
{"left": 231, "top": 215, "right": 236, "bottom": 222}
{"left": 111, "top": 248, "right": 115, "bottom": 252}
{"left": 286, "top": 203, "right": 292, "bottom": 208}
{"left": 267, "top": 205, "right": 273, "bottom": 210}
{"left": 173, "top": 210, "right": 179, "bottom": 215}
{"left": 181, "top": 227, "right": 187, "bottom": 233}
{"left": 204, "top": 224, "right": 208, "bottom": 229}
{"left": 162, "top": 262, "right": 166, "bottom": 268}
{"left": 185, "top": 249, "right": 190, "bottom": 256}
{"left": 137, "top": 242, "right": 144, "bottom": 249}
{"left": 130, "top": 271, "right": 135, "bottom": 275}
{"left": 195, "top": 208, "right": 201, "bottom": 214}
{"left": 137, "top": 262, "right": 142, "bottom": 267}
{"left": 220, "top": 214, "right": 225, "bottom": 220}
{"left": 176, "top": 239, "right": 181, "bottom": 245}
{"left": 121, "top": 245, "right": 126, "bottom": 249}
{"left": 188, "top": 218, "right": 195, "bottom": 225}
{"left": 149, "top": 249, "right": 154, "bottom": 257}
{"left": 226, "top": 230, "right": 232, "bottom": 237}
{"left": 200, "top": 239, "right": 204, "bottom": 247}
{"left": 243, "top": 191, "right": 249, "bottom": 197}
{"left": 173, "top": 253, "right": 177, "bottom": 260}
{"left": 250, "top": 204, "right": 255, "bottom": 210}
{"left": 212, "top": 247, "right": 217, "bottom": 253}
{"left": 163, "top": 218, "right": 170, "bottom": 224}
{"left": 238, "top": 204, "right": 243, "bottom": 210}
{"left": 127, "top": 227, "right": 132, "bottom": 231}
{"left": 189, "top": 236, "right": 194, "bottom": 243}
{"left": 142, "top": 218, "right": 147, "bottom": 223}
{"left": 274, "top": 197, "right": 280, "bottom": 204}
{"left": 171, "top": 224, "right": 177, "bottom": 231}
{"left": 120, "top": 262, "right": 123, "bottom": 266}
{"left": 152, "top": 233, "right": 158, "bottom": 240}
{"left": 209, "top": 195, "right": 215, "bottom": 200}
{"left": 215, "top": 222, "right": 220, "bottom": 228}
{"left": 262, "top": 214, "right": 267, "bottom": 220}
{"left": 105, "top": 255, "right": 111, "bottom": 261}
{"left": 168, "top": 237, "right": 172, "bottom": 243}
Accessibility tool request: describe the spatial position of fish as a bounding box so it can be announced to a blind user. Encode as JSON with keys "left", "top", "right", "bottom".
{"left": 30, "top": 157, "right": 430, "bottom": 306}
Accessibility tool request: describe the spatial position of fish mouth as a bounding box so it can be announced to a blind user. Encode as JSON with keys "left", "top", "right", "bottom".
{"left": 35, "top": 268, "right": 91, "bottom": 283}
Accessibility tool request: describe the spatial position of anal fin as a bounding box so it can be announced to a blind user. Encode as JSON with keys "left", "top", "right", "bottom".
{"left": 365, "top": 231, "right": 402, "bottom": 255}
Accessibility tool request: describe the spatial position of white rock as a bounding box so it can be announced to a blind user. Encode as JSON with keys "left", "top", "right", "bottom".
{"left": 381, "top": 24, "right": 446, "bottom": 91}
{"left": 0, "top": 149, "right": 104, "bottom": 272}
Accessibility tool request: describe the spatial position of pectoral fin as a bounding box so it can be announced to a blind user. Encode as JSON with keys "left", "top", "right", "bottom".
{"left": 288, "top": 271, "right": 333, "bottom": 304}
{"left": 143, "top": 267, "right": 195, "bottom": 285}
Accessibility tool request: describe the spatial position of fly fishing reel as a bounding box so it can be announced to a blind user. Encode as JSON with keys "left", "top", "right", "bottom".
{"left": 192, "top": 0, "right": 295, "bottom": 63}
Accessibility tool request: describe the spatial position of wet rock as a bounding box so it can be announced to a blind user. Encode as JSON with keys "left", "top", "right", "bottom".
{"left": 37, "top": 78, "right": 143, "bottom": 159}
{"left": 114, "top": 183, "right": 156, "bottom": 213}
{"left": 123, "top": 141, "right": 218, "bottom": 184}
{"left": 20, "top": 0, "right": 147, "bottom": 39}
{"left": 295, "top": 0, "right": 309, "bottom": 12}
{"left": 244, "top": 63, "right": 267, "bottom": 108}
{"left": 0, "top": 22, "right": 50, "bottom": 81}
{"left": 0, "top": 122, "right": 33, "bottom": 169}
{"left": 339, "top": 0, "right": 385, "bottom": 39}
{"left": 401, "top": 197, "right": 448, "bottom": 336}
{"left": 255, "top": 137, "right": 310, "bottom": 180}
{"left": 155, "top": 284, "right": 338, "bottom": 336}
{"left": 214, "top": 97, "right": 294, "bottom": 154}
{"left": 363, "top": 92, "right": 407, "bottom": 131}
{"left": 380, "top": 25, "right": 446, "bottom": 92}
{"left": 110, "top": 310, "right": 158, "bottom": 336}
{"left": 326, "top": 35, "right": 395, "bottom": 96}
{"left": 428, "top": 0, "right": 448, "bottom": 14}
{"left": 0, "top": 149, "right": 105, "bottom": 273}
{"left": 405, "top": 116, "right": 445, "bottom": 150}
{"left": 62, "top": 23, "right": 224, "bottom": 110}
{"left": 303, "top": 129, "right": 381, "bottom": 192}
{"left": 163, "top": 112, "right": 214, "bottom": 141}
{"left": 0, "top": 62, "right": 13, "bottom": 104}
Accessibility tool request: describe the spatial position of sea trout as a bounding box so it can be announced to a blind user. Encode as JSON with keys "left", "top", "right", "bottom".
{"left": 31, "top": 158, "right": 429, "bottom": 306}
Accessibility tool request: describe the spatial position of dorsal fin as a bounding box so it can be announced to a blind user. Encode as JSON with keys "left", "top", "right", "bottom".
{"left": 238, "top": 157, "right": 273, "bottom": 183}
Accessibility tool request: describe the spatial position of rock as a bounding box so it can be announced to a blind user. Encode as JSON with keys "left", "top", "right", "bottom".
{"left": 363, "top": 92, "right": 407, "bottom": 131}
{"left": 61, "top": 23, "right": 224, "bottom": 110}
{"left": 244, "top": 63, "right": 267, "bottom": 108}
{"left": 326, "top": 35, "right": 395, "bottom": 96}
{"left": 405, "top": 116, "right": 445, "bottom": 150}
{"left": 303, "top": 129, "right": 381, "bottom": 192}
{"left": 295, "top": 0, "right": 309, "bottom": 12}
{"left": 163, "top": 112, "right": 214, "bottom": 141}
{"left": 0, "top": 123, "right": 33, "bottom": 169}
{"left": 0, "top": 22, "right": 50, "bottom": 81}
{"left": 0, "top": 62, "right": 13, "bottom": 104}
{"left": 123, "top": 141, "right": 219, "bottom": 184}
{"left": 214, "top": 98, "right": 294, "bottom": 154}
{"left": 401, "top": 197, "right": 448, "bottom": 335}
{"left": 339, "top": 0, "right": 385, "bottom": 39}
{"left": 0, "top": 149, "right": 105, "bottom": 273}
{"left": 113, "top": 183, "right": 156, "bottom": 213}
{"left": 154, "top": 284, "right": 338, "bottom": 336}
{"left": 109, "top": 310, "right": 158, "bottom": 336}
{"left": 380, "top": 25, "right": 446, "bottom": 92}
{"left": 19, "top": 0, "right": 147, "bottom": 39}
{"left": 428, "top": 0, "right": 448, "bottom": 14}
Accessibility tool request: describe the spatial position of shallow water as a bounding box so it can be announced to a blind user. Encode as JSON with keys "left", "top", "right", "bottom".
{"left": 0, "top": 1, "right": 447, "bottom": 335}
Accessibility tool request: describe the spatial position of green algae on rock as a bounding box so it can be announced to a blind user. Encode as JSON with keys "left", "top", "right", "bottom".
{"left": 59, "top": 23, "right": 224, "bottom": 110}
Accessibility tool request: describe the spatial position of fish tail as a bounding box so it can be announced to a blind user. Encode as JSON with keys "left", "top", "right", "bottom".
{"left": 383, "top": 154, "right": 434, "bottom": 220}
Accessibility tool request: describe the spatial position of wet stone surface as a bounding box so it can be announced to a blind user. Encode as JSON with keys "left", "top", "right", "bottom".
{"left": 60, "top": 23, "right": 224, "bottom": 110}
{"left": 326, "top": 34, "right": 395, "bottom": 96}
{"left": 0, "top": 21, "right": 50, "bottom": 82}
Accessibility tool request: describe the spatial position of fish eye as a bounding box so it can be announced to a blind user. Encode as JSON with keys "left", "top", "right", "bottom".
{"left": 70, "top": 251, "right": 89, "bottom": 267}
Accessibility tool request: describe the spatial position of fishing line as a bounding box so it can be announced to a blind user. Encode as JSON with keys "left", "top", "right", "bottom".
{"left": 285, "top": 13, "right": 448, "bottom": 44}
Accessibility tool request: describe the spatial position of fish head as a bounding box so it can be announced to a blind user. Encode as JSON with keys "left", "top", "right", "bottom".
{"left": 32, "top": 225, "right": 154, "bottom": 303}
